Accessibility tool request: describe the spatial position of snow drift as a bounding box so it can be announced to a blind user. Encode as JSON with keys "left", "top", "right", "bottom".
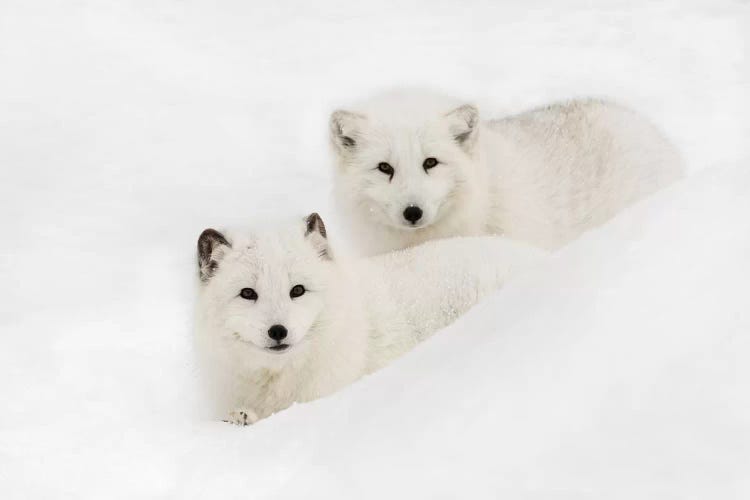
{"left": 2, "top": 159, "right": 748, "bottom": 500}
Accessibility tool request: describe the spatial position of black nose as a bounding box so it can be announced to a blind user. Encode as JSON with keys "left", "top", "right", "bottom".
{"left": 267, "top": 324, "right": 287, "bottom": 341}
{"left": 403, "top": 206, "right": 423, "bottom": 224}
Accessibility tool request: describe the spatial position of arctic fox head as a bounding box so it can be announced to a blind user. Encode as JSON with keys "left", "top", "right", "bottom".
{"left": 330, "top": 91, "right": 479, "bottom": 234}
{"left": 196, "top": 213, "right": 332, "bottom": 362}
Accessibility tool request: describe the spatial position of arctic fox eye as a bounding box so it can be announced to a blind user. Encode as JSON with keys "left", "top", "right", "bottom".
{"left": 290, "top": 284, "right": 306, "bottom": 298}
{"left": 239, "top": 288, "right": 258, "bottom": 301}
{"left": 377, "top": 162, "right": 395, "bottom": 178}
{"left": 423, "top": 157, "right": 438, "bottom": 170}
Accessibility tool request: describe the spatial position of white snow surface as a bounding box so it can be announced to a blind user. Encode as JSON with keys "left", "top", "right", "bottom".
{"left": 1, "top": 0, "right": 748, "bottom": 498}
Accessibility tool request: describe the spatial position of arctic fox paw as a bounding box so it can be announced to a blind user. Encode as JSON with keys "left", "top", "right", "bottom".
{"left": 226, "top": 408, "right": 259, "bottom": 426}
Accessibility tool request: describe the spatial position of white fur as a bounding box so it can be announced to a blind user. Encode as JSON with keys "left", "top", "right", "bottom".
{"left": 194, "top": 216, "right": 542, "bottom": 423}
{"left": 330, "top": 90, "right": 685, "bottom": 254}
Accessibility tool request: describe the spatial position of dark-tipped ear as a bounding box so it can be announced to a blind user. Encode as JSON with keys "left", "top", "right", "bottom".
{"left": 329, "top": 110, "right": 366, "bottom": 154}
{"left": 197, "top": 228, "right": 231, "bottom": 282}
{"left": 445, "top": 104, "right": 479, "bottom": 152}
{"left": 305, "top": 213, "right": 331, "bottom": 260}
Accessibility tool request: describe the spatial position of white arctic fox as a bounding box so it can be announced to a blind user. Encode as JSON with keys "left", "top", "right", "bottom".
{"left": 330, "top": 90, "right": 684, "bottom": 254}
{"left": 194, "top": 213, "right": 541, "bottom": 424}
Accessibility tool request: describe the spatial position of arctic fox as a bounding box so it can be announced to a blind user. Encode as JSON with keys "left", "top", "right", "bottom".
{"left": 194, "top": 213, "right": 541, "bottom": 424}
{"left": 329, "top": 90, "right": 684, "bottom": 254}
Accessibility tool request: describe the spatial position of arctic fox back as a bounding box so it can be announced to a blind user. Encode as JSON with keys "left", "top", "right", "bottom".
{"left": 484, "top": 99, "right": 684, "bottom": 248}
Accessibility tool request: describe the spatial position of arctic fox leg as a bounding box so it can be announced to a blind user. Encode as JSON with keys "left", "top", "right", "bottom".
{"left": 225, "top": 407, "right": 260, "bottom": 426}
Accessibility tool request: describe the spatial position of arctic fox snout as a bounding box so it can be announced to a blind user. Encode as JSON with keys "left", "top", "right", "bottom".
{"left": 402, "top": 205, "right": 423, "bottom": 225}
{"left": 267, "top": 324, "right": 287, "bottom": 341}
{"left": 266, "top": 324, "right": 290, "bottom": 352}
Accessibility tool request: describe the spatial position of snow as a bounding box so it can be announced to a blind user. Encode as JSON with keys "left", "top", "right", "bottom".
{"left": 1, "top": 0, "right": 748, "bottom": 498}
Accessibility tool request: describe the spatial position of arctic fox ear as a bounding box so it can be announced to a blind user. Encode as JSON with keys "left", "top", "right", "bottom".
{"left": 445, "top": 104, "right": 479, "bottom": 151}
{"left": 305, "top": 212, "right": 332, "bottom": 260}
{"left": 329, "top": 110, "right": 366, "bottom": 154}
{"left": 197, "top": 228, "right": 231, "bottom": 282}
